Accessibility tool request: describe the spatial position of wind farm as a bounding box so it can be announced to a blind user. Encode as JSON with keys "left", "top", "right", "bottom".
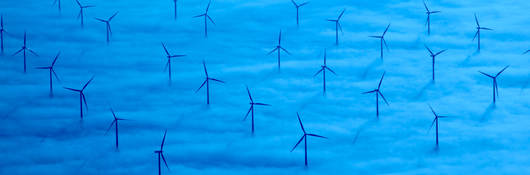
{"left": 0, "top": 0, "right": 527, "bottom": 174}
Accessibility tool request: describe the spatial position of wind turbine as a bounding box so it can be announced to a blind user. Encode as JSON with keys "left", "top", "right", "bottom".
{"left": 290, "top": 113, "right": 327, "bottom": 167}
{"left": 479, "top": 65, "right": 509, "bottom": 104}
{"left": 75, "top": 0, "right": 95, "bottom": 28}
{"left": 327, "top": 9, "right": 345, "bottom": 45}
{"left": 473, "top": 13, "right": 492, "bottom": 51}
{"left": 64, "top": 76, "right": 94, "bottom": 119}
{"left": 291, "top": 0, "right": 309, "bottom": 27}
{"left": 1, "top": 15, "right": 7, "bottom": 55}
{"left": 369, "top": 24, "right": 390, "bottom": 60}
{"left": 423, "top": 0, "right": 440, "bottom": 35}
{"left": 13, "top": 32, "right": 38, "bottom": 73}
{"left": 424, "top": 45, "right": 447, "bottom": 81}
{"left": 362, "top": 72, "right": 389, "bottom": 118}
{"left": 105, "top": 108, "right": 128, "bottom": 150}
{"left": 154, "top": 130, "right": 169, "bottom": 175}
{"left": 428, "top": 105, "right": 448, "bottom": 148}
{"left": 196, "top": 61, "right": 224, "bottom": 104}
{"left": 267, "top": 30, "right": 290, "bottom": 71}
{"left": 35, "top": 52, "right": 61, "bottom": 97}
{"left": 523, "top": 50, "right": 529, "bottom": 54}
{"left": 243, "top": 85, "right": 270, "bottom": 134}
{"left": 194, "top": 0, "right": 215, "bottom": 38}
{"left": 52, "top": 0, "right": 61, "bottom": 13}
{"left": 161, "top": 42, "right": 186, "bottom": 85}
{"left": 95, "top": 11, "right": 119, "bottom": 44}
{"left": 313, "top": 49, "right": 336, "bottom": 95}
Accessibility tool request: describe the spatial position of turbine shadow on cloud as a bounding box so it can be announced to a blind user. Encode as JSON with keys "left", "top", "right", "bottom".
{"left": 479, "top": 103, "right": 496, "bottom": 122}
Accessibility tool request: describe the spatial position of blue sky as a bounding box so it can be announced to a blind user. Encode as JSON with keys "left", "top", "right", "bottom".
{"left": 0, "top": 0, "right": 529, "bottom": 174}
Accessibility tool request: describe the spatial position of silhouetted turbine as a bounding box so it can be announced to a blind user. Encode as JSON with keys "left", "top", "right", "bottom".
{"left": 424, "top": 45, "right": 447, "bottom": 81}
{"left": 362, "top": 72, "right": 389, "bottom": 118}
{"left": 428, "top": 105, "right": 448, "bottom": 148}
{"left": 194, "top": 0, "right": 215, "bottom": 38}
{"left": 35, "top": 52, "right": 61, "bottom": 97}
{"left": 479, "top": 65, "right": 509, "bottom": 104}
{"left": 423, "top": 0, "right": 440, "bottom": 35}
{"left": 313, "top": 49, "right": 336, "bottom": 95}
{"left": 161, "top": 42, "right": 186, "bottom": 85}
{"left": 291, "top": 0, "right": 309, "bottom": 27}
{"left": 95, "top": 11, "right": 119, "bottom": 44}
{"left": 52, "top": 0, "right": 61, "bottom": 13}
{"left": 154, "top": 130, "right": 169, "bottom": 175}
{"left": 196, "top": 61, "right": 224, "bottom": 104}
{"left": 105, "top": 108, "right": 128, "bottom": 150}
{"left": 13, "top": 32, "right": 39, "bottom": 73}
{"left": 76, "top": 0, "right": 94, "bottom": 28}
{"left": 473, "top": 13, "right": 492, "bottom": 51}
{"left": 1, "top": 15, "right": 7, "bottom": 55}
{"left": 327, "top": 9, "right": 345, "bottom": 45}
{"left": 291, "top": 113, "right": 327, "bottom": 167}
{"left": 243, "top": 85, "right": 270, "bottom": 134}
{"left": 369, "top": 24, "right": 390, "bottom": 60}
{"left": 64, "top": 76, "right": 94, "bottom": 119}
{"left": 267, "top": 30, "right": 290, "bottom": 71}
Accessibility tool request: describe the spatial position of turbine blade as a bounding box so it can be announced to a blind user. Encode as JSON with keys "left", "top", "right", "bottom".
{"left": 35, "top": 66, "right": 51, "bottom": 69}
{"left": 291, "top": 0, "right": 297, "bottom": 6}
{"left": 105, "top": 120, "right": 116, "bottom": 135}
{"left": 362, "top": 90, "right": 377, "bottom": 94}
{"left": 254, "top": 103, "right": 270, "bottom": 106}
{"left": 82, "top": 75, "right": 95, "bottom": 90}
{"left": 75, "top": 0, "right": 81, "bottom": 7}
{"left": 337, "top": 9, "right": 345, "bottom": 20}
{"left": 52, "top": 70, "right": 62, "bottom": 82}
{"left": 424, "top": 45, "right": 433, "bottom": 55}
{"left": 52, "top": 51, "right": 61, "bottom": 66}
{"left": 369, "top": 36, "right": 381, "bottom": 38}
{"left": 428, "top": 118, "right": 436, "bottom": 132}
{"left": 496, "top": 65, "right": 509, "bottom": 77}
{"left": 480, "top": 27, "right": 493, "bottom": 30}
{"left": 474, "top": 13, "right": 479, "bottom": 27}
{"left": 109, "top": 11, "right": 119, "bottom": 21}
{"left": 110, "top": 108, "right": 117, "bottom": 119}
{"left": 193, "top": 14, "right": 206, "bottom": 18}
{"left": 246, "top": 85, "right": 253, "bottom": 102}
{"left": 383, "top": 39, "right": 389, "bottom": 50}
{"left": 479, "top": 71, "right": 494, "bottom": 78}
{"left": 423, "top": 0, "right": 429, "bottom": 12}
{"left": 378, "top": 72, "right": 386, "bottom": 89}
{"left": 206, "top": 0, "right": 211, "bottom": 12}
{"left": 313, "top": 68, "right": 324, "bottom": 77}
{"left": 280, "top": 47, "right": 291, "bottom": 55}
{"left": 170, "top": 55, "right": 186, "bottom": 58}
{"left": 12, "top": 48, "right": 24, "bottom": 56}
{"left": 163, "top": 60, "right": 170, "bottom": 72}
{"left": 207, "top": 15, "right": 215, "bottom": 25}
{"left": 325, "top": 67, "right": 337, "bottom": 75}
{"left": 435, "top": 49, "right": 447, "bottom": 56}
{"left": 95, "top": 18, "right": 106, "bottom": 22}
{"left": 161, "top": 153, "right": 170, "bottom": 170}
{"left": 523, "top": 50, "right": 530, "bottom": 54}
{"left": 428, "top": 105, "right": 437, "bottom": 116}
{"left": 290, "top": 135, "right": 305, "bottom": 152}
{"left": 243, "top": 106, "right": 252, "bottom": 121}
{"left": 161, "top": 42, "right": 170, "bottom": 56}
{"left": 267, "top": 48, "right": 278, "bottom": 55}
{"left": 161, "top": 130, "right": 167, "bottom": 149}
{"left": 209, "top": 78, "right": 225, "bottom": 83}
{"left": 195, "top": 80, "right": 207, "bottom": 93}
{"left": 430, "top": 11, "right": 440, "bottom": 13}
{"left": 202, "top": 60, "right": 208, "bottom": 77}
{"left": 472, "top": 31, "right": 479, "bottom": 41}
{"left": 82, "top": 93, "right": 88, "bottom": 110}
{"left": 307, "top": 134, "right": 328, "bottom": 139}
{"left": 383, "top": 24, "right": 390, "bottom": 36}
{"left": 378, "top": 91, "right": 389, "bottom": 105}
{"left": 64, "top": 87, "right": 80, "bottom": 92}
{"left": 297, "top": 113, "right": 305, "bottom": 133}
{"left": 28, "top": 49, "right": 39, "bottom": 56}
{"left": 299, "top": 2, "right": 309, "bottom": 6}
{"left": 337, "top": 22, "right": 343, "bottom": 34}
